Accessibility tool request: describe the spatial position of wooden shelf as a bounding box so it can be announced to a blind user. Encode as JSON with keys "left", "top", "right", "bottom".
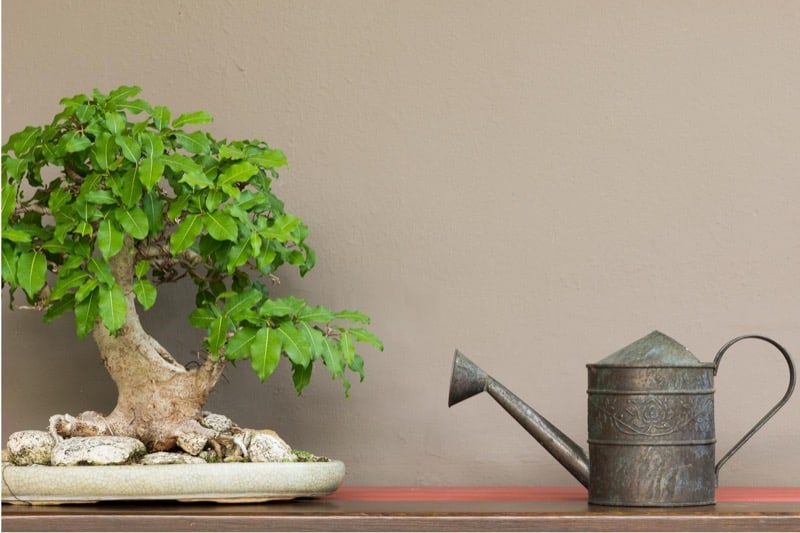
{"left": 4, "top": 486, "right": 799, "bottom": 531}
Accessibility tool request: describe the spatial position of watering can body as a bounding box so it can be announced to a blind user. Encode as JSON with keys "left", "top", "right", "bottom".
{"left": 449, "top": 331, "right": 796, "bottom": 507}
{"left": 586, "top": 332, "right": 716, "bottom": 506}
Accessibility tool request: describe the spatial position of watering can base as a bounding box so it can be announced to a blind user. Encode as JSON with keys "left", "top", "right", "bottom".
{"left": 587, "top": 444, "right": 716, "bottom": 507}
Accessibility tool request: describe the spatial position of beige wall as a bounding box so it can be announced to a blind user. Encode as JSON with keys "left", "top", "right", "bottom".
{"left": 3, "top": 1, "right": 799, "bottom": 486}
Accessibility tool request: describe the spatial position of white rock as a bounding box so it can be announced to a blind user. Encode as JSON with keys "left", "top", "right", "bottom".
{"left": 7, "top": 431, "right": 56, "bottom": 465}
{"left": 51, "top": 437, "right": 145, "bottom": 466}
{"left": 140, "top": 452, "right": 206, "bottom": 465}
{"left": 201, "top": 413, "right": 233, "bottom": 434}
{"left": 247, "top": 433, "right": 296, "bottom": 462}
{"left": 176, "top": 433, "right": 207, "bottom": 456}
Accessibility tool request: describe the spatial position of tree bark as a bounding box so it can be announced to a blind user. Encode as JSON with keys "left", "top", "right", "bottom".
{"left": 55, "top": 239, "right": 225, "bottom": 452}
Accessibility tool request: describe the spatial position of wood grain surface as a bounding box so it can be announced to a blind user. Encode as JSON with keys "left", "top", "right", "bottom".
{"left": 3, "top": 486, "right": 799, "bottom": 532}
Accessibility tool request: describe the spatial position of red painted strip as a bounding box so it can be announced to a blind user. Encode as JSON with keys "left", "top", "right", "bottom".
{"left": 327, "top": 486, "right": 584, "bottom": 502}
{"left": 717, "top": 487, "right": 800, "bottom": 503}
{"left": 325, "top": 486, "right": 800, "bottom": 503}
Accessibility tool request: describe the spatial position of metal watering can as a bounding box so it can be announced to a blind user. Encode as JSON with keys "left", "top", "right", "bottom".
{"left": 448, "top": 331, "right": 796, "bottom": 506}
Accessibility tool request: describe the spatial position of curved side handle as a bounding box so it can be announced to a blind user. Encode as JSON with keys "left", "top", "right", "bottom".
{"left": 713, "top": 335, "right": 796, "bottom": 485}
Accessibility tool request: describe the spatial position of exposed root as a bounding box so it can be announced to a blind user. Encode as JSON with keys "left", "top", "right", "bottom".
{"left": 44, "top": 410, "right": 285, "bottom": 462}
{"left": 49, "top": 412, "right": 113, "bottom": 441}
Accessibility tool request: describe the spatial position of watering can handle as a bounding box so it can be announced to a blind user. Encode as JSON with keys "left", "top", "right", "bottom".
{"left": 713, "top": 335, "right": 796, "bottom": 484}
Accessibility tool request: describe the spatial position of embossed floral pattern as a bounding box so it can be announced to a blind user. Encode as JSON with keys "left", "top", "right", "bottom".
{"left": 592, "top": 396, "right": 701, "bottom": 437}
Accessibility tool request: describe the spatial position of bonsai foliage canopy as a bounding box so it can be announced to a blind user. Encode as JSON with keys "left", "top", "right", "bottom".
{"left": 2, "top": 85, "right": 383, "bottom": 396}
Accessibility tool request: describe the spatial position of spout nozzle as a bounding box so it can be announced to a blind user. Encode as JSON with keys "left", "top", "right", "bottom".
{"left": 447, "top": 349, "right": 591, "bottom": 488}
{"left": 448, "top": 350, "right": 490, "bottom": 407}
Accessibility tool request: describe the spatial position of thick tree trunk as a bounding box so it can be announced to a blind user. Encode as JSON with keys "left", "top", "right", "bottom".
{"left": 54, "top": 239, "right": 225, "bottom": 452}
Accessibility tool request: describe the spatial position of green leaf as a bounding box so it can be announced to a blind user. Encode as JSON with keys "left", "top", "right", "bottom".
{"left": 260, "top": 214, "right": 302, "bottom": 242}
{"left": 64, "top": 134, "right": 92, "bottom": 153}
{"left": 298, "top": 305, "right": 335, "bottom": 323}
{"left": 320, "top": 335, "right": 344, "bottom": 378}
{"left": 142, "top": 192, "right": 164, "bottom": 236}
{"left": 114, "top": 206, "right": 149, "bottom": 239}
{"left": 117, "top": 99, "right": 153, "bottom": 115}
{"left": 3, "top": 157, "right": 27, "bottom": 181}
{"left": 292, "top": 362, "right": 313, "bottom": 394}
{"left": 74, "top": 277, "right": 99, "bottom": 303}
{"left": 96, "top": 219, "right": 124, "bottom": 259}
{"left": 133, "top": 278, "right": 157, "bottom": 310}
{"left": 207, "top": 316, "right": 231, "bottom": 356}
{"left": 115, "top": 135, "right": 141, "bottom": 163}
{"left": 135, "top": 260, "right": 150, "bottom": 279}
{"left": 74, "top": 104, "right": 95, "bottom": 123}
{"left": 340, "top": 331, "right": 355, "bottom": 366}
{"left": 75, "top": 221, "right": 93, "bottom": 236}
{"left": 91, "top": 132, "right": 116, "bottom": 170}
{"left": 202, "top": 212, "right": 238, "bottom": 242}
{"left": 298, "top": 322, "right": 324, "bottom": 358}
{"left": 204, "top": 189, "right": 227, "bottom": 211}
{"left": 83, "top": 190, "right": 117, "bottom": 205}
{"left": 179, "top": 170, "right": 215, "bottom": 189}
{"left": 349, "top": 327, "right": 385, "bottom": 351}
{"left": 136, "top": 155, "right": 165, "bottom": 190}
{"left": 167, "top": 193, "right": 190, "bottom": 221}
{"left": 1, "top": 227, "right": 32, "bottom": 243}
{"left": 259, "top": 298, "right": 302, "bottom": 318}
{"left": 84, "top": 120, "right": 104, "bottom": 139}
{"left": 276, "top": 323, "right": 311, "bottom": 367}
{"left": 1, "top": 243, "right": 18, "bottom": 286}
{"left": 170, "top": 214, "right": 203, "bottom": 253}
{"left": 222, "top": 288, "right": 262, "bottom": 321}
{"left": 226, "top": 327, "right": 259, "bottom": 360}
{"left": 250, "top": 327, "right": 282, "bottom": 382}
{"left": 98, "top": 283, "right": 127, "bottom": 332}
{"left": 219, "top": 144, "right": 247, "bottom": 160}
{"left": 333, "top": 309, "right": 371, "bottom": 324}
{"left": 162, "top": 153, "right": 202, "bottom": 174}
{"left": 74, "top": 288, "right": 99, "bottom": 338}
{"left": 226, "top": 243, "right": 251, "bottom": 273}
{"left": 172, "top": 111, "right": 213, "bottom": 128}
{"left": 299, "top": 245, "right": 316, "bottom": 277}
{"left": 60, "top": 93, "right": 88, "bottom": 107}
{"left": 107, "top": 85, "right": 142, "bottom": 105}
{"left": 1, "top": 183, "right": 17, "bottom": 224}
{"left": 61, "top": 253, "right": 87, "bottom": 272}
{"left": 139, "top": 132, "right": 165, "bottom": 157}
{"left": 87, "top": 257, "right": 114, "bottom": 285}
{"left": 47, "top": 188, "right": 72, "bottom": 212}
{"left": 249, "top": 233, "right": 262, "bottom": 257}
{"left": 152, "top": 106, "right": 171, "bottom": 130}
{"left": 120, "top": 168, "right": 143, "bottom": 207}
{"left": 104, "top": 112, "right": 126, "bottom": 135}
{"left": 249, "top": 149, "right": 288, "bottom": 169}
{"left": 50, "top": 270, "right": 89, "bottom": 301}
{"left": 189, "top": 306, "right": 217, "bottom": 329}
{"left": 256, "top": 250, "right": 277, "bottom": 272}
{"left": 8, "top": 126, "right": 41, "bottom": 156}
{"left": 43, "top": 293, "right": 75, "bottom": 323}
{"left": 17, "top": 251, "right": 47, "bottom": 298}
{"left": 349, "top": 354, "right": 366, "bottom": 382}
{"left": 79, "top": 173, "right": 104, "bottom": 198}
{"left": 174, "top": 131, "right": 210, "bottom": 154}
{"left": 218, "top": 161, "right": 258, "bottom": 189}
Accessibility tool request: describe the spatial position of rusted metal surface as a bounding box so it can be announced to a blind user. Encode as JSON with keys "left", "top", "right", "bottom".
{"left": 586, "top": 332, "right": 716, "bottom": 506}
{"left": 449, "top": 330, "right": 796, "bottom": 507}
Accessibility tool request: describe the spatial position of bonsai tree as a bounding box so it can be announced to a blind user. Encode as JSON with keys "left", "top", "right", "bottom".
{"left": 2, "top": 85, "right": 382, "bottom": 453}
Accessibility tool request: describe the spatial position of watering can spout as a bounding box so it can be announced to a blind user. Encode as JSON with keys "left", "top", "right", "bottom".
{"left": 449, "top": 350, "right": 590, "bottom": 488}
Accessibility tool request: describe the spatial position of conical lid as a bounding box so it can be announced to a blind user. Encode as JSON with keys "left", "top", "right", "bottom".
{"left": 590, "top": 330, "right": 709, "bottom": 367}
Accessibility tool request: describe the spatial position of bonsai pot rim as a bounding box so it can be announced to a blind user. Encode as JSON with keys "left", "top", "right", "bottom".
{"left": 1, "top": 459, "right": 345, "bottom": 505}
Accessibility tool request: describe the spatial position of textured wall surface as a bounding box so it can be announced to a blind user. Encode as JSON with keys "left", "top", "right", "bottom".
{"left": 3, "top": 1, "right": 799, "bottom": 486}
